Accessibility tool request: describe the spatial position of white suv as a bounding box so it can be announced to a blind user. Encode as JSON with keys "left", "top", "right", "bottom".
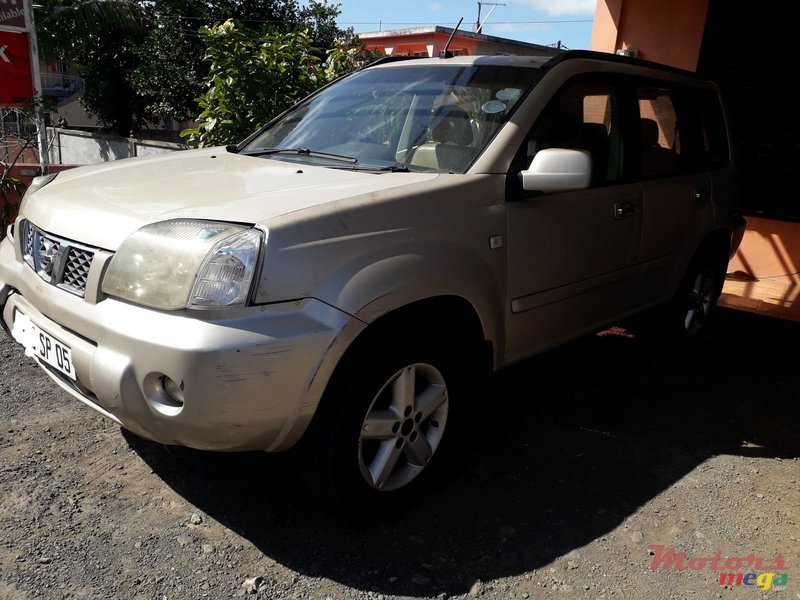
{"left": 0, "top": 51, "right": 745, "bottom": 509}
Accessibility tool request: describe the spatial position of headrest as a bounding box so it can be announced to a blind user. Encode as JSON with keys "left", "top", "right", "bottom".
{"left": 641, "top": 118, "right": 660, "bottom": 147}
{"left": 580, "top": 122, "right": 609, "bottom": 144}
{"left": 430, "top": 105, "right": 473, "bottom": 145}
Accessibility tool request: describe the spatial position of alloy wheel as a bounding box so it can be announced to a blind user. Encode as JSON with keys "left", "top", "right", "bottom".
{"left": 684, "top": 265, "right": 717, "bottom": 335}
{"left": 358, "top": 363, "right": 449, "bottom": 491}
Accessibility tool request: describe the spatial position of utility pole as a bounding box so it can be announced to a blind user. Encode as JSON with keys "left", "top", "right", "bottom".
{"left": 474, "top": 1, "right": 506, "bottom": 34}
{"left": 22, "top": 0, "right": 48, "bottom": 174}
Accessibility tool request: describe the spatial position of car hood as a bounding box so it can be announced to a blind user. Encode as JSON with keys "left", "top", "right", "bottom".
{"left": 22, "top": 148, "right": 438, "bottom": 250}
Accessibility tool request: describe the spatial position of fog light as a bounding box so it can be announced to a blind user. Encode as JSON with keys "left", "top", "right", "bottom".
{"left": 143, "top": 373, "right": 185, "bottom": 416}
{"left": 161, "top": 376, "right": 185, "bottom": 405}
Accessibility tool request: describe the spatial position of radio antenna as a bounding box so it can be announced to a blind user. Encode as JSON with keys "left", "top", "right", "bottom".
{"left": 439, "top": 17, "right": 464, "bottom": 58}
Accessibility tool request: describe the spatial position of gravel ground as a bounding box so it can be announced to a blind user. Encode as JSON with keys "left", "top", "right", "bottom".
{"left": 0, "top": 307, "right": 798, "bottom": 600}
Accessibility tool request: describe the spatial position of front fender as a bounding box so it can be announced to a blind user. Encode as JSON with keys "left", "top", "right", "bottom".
{"left": 254, "top": 174, "right": 509, "bottom": 367}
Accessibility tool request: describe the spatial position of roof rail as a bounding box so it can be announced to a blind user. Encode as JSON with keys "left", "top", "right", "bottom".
{"left": 542, "top": 49, "right": 700, "bottom": 78}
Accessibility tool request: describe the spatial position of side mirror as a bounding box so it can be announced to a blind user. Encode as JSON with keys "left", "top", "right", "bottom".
{"left": 520, "top": 148, "right": 592, "bottom": 193}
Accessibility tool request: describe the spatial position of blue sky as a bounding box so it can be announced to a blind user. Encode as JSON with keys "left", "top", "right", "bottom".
{"left": 333, "top": 0, "right": 596, "bottom": 50}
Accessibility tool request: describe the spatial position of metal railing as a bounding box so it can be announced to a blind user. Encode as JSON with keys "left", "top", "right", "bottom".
{"left": 0, "top": 108, "right": 38, "bottom": 138}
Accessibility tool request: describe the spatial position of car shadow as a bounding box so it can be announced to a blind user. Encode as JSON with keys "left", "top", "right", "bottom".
{"left": 125, "top": 308, "right": 799, "bottom": 597}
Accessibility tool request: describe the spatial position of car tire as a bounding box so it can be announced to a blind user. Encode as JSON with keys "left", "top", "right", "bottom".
{"left": 669, "top": 247, "right": 727, "bottom": 339}
{"left": 294, "top": 328, "right": 478, "bottom": 516}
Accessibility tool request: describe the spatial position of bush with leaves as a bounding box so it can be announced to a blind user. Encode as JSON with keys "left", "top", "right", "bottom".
{"left": 35, "top": 0, "right": 348, "bottom": 136}
{"left": 182, "top": 21, "right": 382, "bottom": 147}
{"left": 181, "top": 21, "right": 327, "bottom": 147}
{"left": 0, "top": 173, "right": 25, "bottom": 241}
{"left": 0, "top": 117, "right": 36, "bottom": 240}
{"left": 324, "top": 37, "right": 383, "bottom": 82}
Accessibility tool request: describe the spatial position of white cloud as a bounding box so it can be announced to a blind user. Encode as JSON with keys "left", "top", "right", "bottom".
{"left": 429, "top": 2, "right": 443, "bottom": 11}
{"left": 488, "top": 22, "right": 554, "bottom": 34}
{"left": 506, "top": 0, "right": 596, "bottom": 17}
{"left": 484, "top": 21, "right": 555, "bottom": 44}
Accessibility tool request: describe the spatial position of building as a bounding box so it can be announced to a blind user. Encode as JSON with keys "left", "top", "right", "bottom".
{"left": 359, "top": 26, "right": 560, "bottom": 59}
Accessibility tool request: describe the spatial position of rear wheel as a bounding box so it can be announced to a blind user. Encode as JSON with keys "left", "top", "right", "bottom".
{"left": 682, "top": 264, "right": 719, "bottom": 335}
{"left": 671, "top": 248, "right": 727, "bottom": 338}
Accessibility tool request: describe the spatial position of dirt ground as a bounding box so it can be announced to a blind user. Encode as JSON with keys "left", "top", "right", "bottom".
{"left": 0, "top": 307, "right": 798, "bottom": 600}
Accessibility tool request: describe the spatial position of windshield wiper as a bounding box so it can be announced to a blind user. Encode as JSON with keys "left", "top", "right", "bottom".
{"left": 374, "top": 164, "right": 411, "bottom": 172}
{"left": 357, "top": 163, "right": 411, "bottom": 173}
{"left": 239, "top": 147, "right": 358, "bottom": 164}
{"left": 336, "top": 163, "right": 412, "bottom": 173}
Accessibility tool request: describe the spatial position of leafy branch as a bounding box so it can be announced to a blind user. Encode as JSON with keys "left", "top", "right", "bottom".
{"left": 0, "top": 109, "right": 42, "bottom": 239}
{"left": 181, "top": 21, "right": 382, "bottom": 147}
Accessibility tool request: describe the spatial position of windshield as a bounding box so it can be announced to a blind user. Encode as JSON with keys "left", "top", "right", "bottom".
{"left": 242, "top": 64, "right": 541, "bottom": 173}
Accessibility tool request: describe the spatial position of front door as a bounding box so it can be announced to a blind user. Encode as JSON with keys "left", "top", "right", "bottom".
{"left": 505, "top": 79, "right": 643, "bottom": 362}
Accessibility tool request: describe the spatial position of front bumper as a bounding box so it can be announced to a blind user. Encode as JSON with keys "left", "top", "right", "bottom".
{"left": 0, "top": 232, "right": 359, "bottom": 452}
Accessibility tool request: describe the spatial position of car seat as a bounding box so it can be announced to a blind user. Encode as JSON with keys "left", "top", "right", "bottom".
{"left": 409, "top": 105, "right": 475, "bottom": 172}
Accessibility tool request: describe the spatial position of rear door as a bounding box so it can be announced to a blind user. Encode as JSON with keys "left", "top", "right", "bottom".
{"left": 633, "top": 83, "right": 718, "bottom": 304}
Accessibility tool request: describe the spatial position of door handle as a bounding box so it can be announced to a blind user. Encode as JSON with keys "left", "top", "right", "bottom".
{"left": 614, "top": 201, "right": 639, "bottom": 220}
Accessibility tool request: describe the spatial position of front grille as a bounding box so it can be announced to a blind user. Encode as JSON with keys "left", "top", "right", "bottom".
{"left": 20, "top": 220, "right": 99, "bottom": 298}
{"left": 61, "top": 247, "right": 94, "bottom": 294}
{"left": 24, "top": 225, "right": 34, "bottom": 256}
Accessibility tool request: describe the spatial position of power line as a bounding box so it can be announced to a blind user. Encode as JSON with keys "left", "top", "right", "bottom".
{"left": 340, "top": 20, "right": 593, "bottom": 25}
{"left": 154, "top": 14, "right": 592, "bottom": 26}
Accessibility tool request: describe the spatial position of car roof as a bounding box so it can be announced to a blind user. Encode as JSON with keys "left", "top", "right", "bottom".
{"left": 368, "top": 54, "right": 553, "bottom": 69}
{"left": 367, "top": 50, "right": 705, "bottom": 80}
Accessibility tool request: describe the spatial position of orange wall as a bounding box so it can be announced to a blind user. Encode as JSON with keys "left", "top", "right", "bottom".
{"left": 590, "top": 0, "right": 709, "bottom": 71}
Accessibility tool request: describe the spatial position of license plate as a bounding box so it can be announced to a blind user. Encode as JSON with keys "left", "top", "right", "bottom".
{"left": 11, "top": 312, "right": 76, "bottom": 381}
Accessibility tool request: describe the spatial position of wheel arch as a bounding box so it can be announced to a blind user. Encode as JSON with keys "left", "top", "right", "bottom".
{"left": 299, "top": 294, "right": 492, "bottom": 443}
{"left": 349, "top": 294, "right": 490, "bottom": 360}
{"left": 693, "top": 228, "right": 733, "bottom": 276}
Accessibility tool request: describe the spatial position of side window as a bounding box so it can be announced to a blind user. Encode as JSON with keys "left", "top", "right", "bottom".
{"left": 637, "top": 86, "right": 682, "bottom": 178}
{"left": 524, "top": 81, "right": 621, "bottom": 186}
{"left": 695, "top": 91, "right": 729, "bottom": 168}
{"left": 636, "top": 86, "right": 729, "bottom": 177}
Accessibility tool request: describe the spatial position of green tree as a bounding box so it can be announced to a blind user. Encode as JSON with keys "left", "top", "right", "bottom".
{"left": 129, "top": 0, "right": 308, "bottom": 127}
{"left": 35, "top": 0, "right": 145, "bottom": 60}
{"left": 181, "top": 20, "right": 325, "bottom": 147}
{"left": 35, "top": 0, "right": 351, "bottom": 135}
{"left": 33, "top": 0, "right": 148, "bottom": 135}
{"left": 75, "top": 35, "right": 150, "bottom": 135}
{"left": 324, "top": 35, "right": 383, "bottom": 82}
{"left": 300, "top": 0, "right": 347, "bottom": 55}
{"left": 181, "top": 19, "right": 379, "bottom": 148}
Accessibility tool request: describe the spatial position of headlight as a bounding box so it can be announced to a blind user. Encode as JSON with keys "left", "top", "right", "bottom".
{"left": 102, "top": 219, "right": 263, "bottom": 310}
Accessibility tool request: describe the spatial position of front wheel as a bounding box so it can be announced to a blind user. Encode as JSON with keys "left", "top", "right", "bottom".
{"left": 358, "top": 362, "right": 449, "bottom": 492}
{"left": 294, "top": 335, "right": 475, "bottom": 515}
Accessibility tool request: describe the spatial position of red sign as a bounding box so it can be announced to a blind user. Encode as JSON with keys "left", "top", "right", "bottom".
{"left": 0, "top": 30, "right": 33, "bottom": 106}
{"left": 0, "top": 0, "right": 26, "bottom": 31}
